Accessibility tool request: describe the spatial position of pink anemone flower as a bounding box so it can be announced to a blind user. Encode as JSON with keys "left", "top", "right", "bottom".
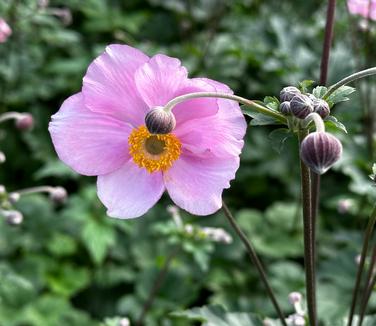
{"left": 347, "top": 0, "right": 376, "bottom": 20}
{"left": 49, "top": 45, "right": 246, "bottom": 218}
{"left": 0, "top": 18, "right": 12, "bottom": 43}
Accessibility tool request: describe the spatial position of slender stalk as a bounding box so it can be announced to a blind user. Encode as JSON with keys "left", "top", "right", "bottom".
{"left": 347, "top": 205, "right": 376, "bottom": 326}
{"left": 323, "top": 67, "right": 376, "bottom": 100}
{"left": 358, "top": 245, "right": 376, "bottom": 326}
{"left": 163, "top": 91, "right": 286, "bottom": 123}
{"left": 298, "top": 129, "right": 317, "bottom": 326}
{"left": 136, "top": 248, "right": 180, "bottom": 326}
{"left": 0, "top": 111, "right": 24, "bottom": 124}
{"left": 221, "top": 201, "right": 287, "bottom": 326}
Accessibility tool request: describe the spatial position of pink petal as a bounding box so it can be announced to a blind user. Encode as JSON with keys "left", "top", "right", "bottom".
{"left": 135, "top": 54, "right": 188, "bottom": 108}
{"left": 49, "top": 93, "right": 132, "bottom": 176}
{"left": 97, "top": 161, "right": 165, "bottom": 219}
{"left": 82, "top": 44, "right": 149, "bottom": 126}
{"left": 164, "top": 154, "right": 240, "bottom": 215}
{"left": 173, "top": 78, "right": 246, "bottom": 157}
{"left": 172, "top": 78, "right": 220, "bottom": 126}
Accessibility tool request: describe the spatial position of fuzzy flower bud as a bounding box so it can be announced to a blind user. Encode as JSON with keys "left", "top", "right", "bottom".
{"left": 337, "top": 198, "right": 352, "bottom": 214}
{"left": 15, "top": 113, "right": 34, "bottom": 131}
{"left": 0, "top": 18, "right": 12, "bottom": 43}
{"left": 290, "top": 94, "right": 314, "bottom": 119}
{"left": 8, "top": 192, "right": 20, "bottom": 204}
{"left": 3, "top": 210, "right": 23, "bottom": 225}
{"left": 119, "top": 318, "right": 130, "bottom": 326}
{"left": 145, "top": 107, "right": 176, "bottom": 134}
{"left": 313, "top": 99, "right": 330, "bottom": 119}
{"left": 280, "top": 86, "right": 301, "bottom": 102}
{"left": 49, "top": 186, "right": 67, "bottom": 204}
{"left": 300, "top": 132, "right": 342, "bottom": 174}
{"left": 279, "top": 101, "right": 291, "bottom": 115}
{"left": 288, "top": 292, "right": 302, "bottom": 305}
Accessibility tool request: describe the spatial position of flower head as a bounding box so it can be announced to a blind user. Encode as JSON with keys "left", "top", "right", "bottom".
{"left": 347, "top": 0, "right": 376, "bottom": 20}
{"left": 0, "top": 18, "right": 12, "bottom": 43}
{"left": 49, "top": 45, "right": 246, "bottom": 218}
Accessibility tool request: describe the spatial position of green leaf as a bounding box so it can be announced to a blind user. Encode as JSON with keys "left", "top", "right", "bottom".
{"left": 171, "top": 305, "right": 264, "bottom": 326}
{"left": 263, "top": 96, "right": 280, "bottom": 111}
{"left": 268, "top": 128, "right": 292, "bottom": 153}
{"left": 324, "top": 116, "right": 348, "bottom": 133}
{"left": 327, "top": 85, "right": 356, "bottom": 107}
{"left": 312, "top": 86, "right": 328, "bottom": 98}
{"left": 298, "top": 79, "right": 315, "bottom": 92}
{"left": 242, "top": 108, "right": 280, "bottom": 126}
{"left": 82, "top": 220, "right": 116, "bottom": 265}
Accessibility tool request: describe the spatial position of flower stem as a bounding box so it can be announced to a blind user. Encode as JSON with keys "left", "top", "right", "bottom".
{"left": 347, "top": 205, "right": 376, "bottom": 326}
{"left": 136, "top": 247, "right": 180, "bottom": 326}
{"left": 323, "top": 67, "right": 376, "bottom": 100}
{"left": 358, "top": 244, "right": 376, "bottom": 326}
{"left": 221, "top": 201, "right": 287, "bottom": 326}
{"left": 164, "top": 92, "right": 286, "bottom": 123}
{"left": 298, "top": 129, "right": 317, "bottom": 326}
{"left": 0, "top": 111, "right": 24, "bottom": 124}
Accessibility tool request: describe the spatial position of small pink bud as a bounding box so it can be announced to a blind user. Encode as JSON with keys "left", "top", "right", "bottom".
{"left": 0, "top": 18, "right": 12, "bottom": 43}
{"left": 3, "top": 210, "right": 23, "bottom": 225}
{"left": 288, "top": 292, "right": 302, "bottom": 305}
{"left": 8, "top": 192, "right": 20, "bottom": 204}
{"left": 300, "top": 132, "right": 342, "bottom": 174}
{"left": 337, "top": 199, "right": 352, "bottom": 214}
{"left": 49, "top": 186, "right": 67, "bottom": 204}
{"left": 313, "top": 99, "right": 330, "bottom": 119}
{"left": 145, "top": 107, "right": 176, "bottom": 134}
{"left": 15, "top": 113, "right": 34, "bottom": 131}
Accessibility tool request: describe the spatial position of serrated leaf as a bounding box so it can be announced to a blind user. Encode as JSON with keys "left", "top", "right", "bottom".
{"left": 312, "top": 86, "right": 328, "bottom": 98}
{"left": 325, "top": 116, "right": 348, "bottom": 133}
{"left": 268, "top": 128, "right": 292, "bottom": 153}
{"left": 327, "top": 85, "right": 356, "bottom": 107}
{"left": 82, "top": 220, "right": 116, "bottom": 265}
{"left": 298, "top": 79, "right": 315, "bottom": 92}
{"left": 263, "top": 96, "right": 280, "bottom": 111}
{"left": 171, "top": 305, "right": 264, "bottom": 326}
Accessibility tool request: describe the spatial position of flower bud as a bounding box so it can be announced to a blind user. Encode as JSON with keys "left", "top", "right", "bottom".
{"left": 279, "top": 101, "right": 291, "bottom": 115}
{"left": 0, "top": 151, "right": 5, "bottom": 164}
{"left": 3, "top": 210, "right": 23, "bottom": 225}
{"left": 300, "top": 132, "right": 342, "bottom": 174}
{"left": 313, "top": 99, "right": 330, "bottom": 119}
{"left": 337, "top": 198, "right": 352, "bottom": 214}
{"left": 290, "top": 94, "right": 314, "bottom": 119}
{"left": 288, "top": 292, "right": 302, "bottom": 305}
{"left": 15, "top": 113, "right": 34, "bottom": 131}
{"left": 280, "top": 86, "right": 301, "bottom": 102}
{"left": 49, "top": 186, "right": 67, "bottom": 204}
{"left": 119, "top": 318, "right": 130, "bottom": 326}
{"left": 0, "top": 185, "right": 6, "bottom": 196}
{"left": 145, "top": 107, "right": 176, "bottom": 134}
{"left": 8, "top": 192, "right": 20, "bottom": 204}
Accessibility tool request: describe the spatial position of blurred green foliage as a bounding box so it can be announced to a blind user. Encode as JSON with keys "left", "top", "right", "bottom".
{"left": 0, "top": 0, "right": 376, "bottom": 325}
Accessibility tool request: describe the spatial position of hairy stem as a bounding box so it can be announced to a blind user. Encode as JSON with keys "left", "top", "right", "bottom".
{"left": 347, "top": 205, "right": 376, "bottom": 326}
{"left": 222, "top": 201, "right": 287, "bottom": 326}
{"left": 323, "top": 67, "right": 376, "bottom": 100}
{"left": 163, "top": 91, "right": 286, "bottom": 123}
{"left": 298, "top": 129, "right": 317, "bottom": 326}
{"left": 136, "top": 247, "right": 180, "bottom": 326}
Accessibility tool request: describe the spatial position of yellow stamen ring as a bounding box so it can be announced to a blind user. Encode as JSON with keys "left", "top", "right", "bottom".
{"left": 128, "top": 126, "right": 181, "bottom": 173}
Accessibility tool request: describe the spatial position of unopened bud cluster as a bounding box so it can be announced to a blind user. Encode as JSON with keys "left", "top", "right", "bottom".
{"left": 184, "top": 224, "right": 232, "bottom": 244}
{"left": 279, "top": 86, "right": 330, "bottom": 119}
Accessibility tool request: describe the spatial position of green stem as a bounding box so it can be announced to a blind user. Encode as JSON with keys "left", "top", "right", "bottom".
{"left": 323, "top": 67, "right": 376, "bottom": 100}
{"left": 163, "top": 92, "right": 286, "bottom": 123}
{"left": 347, "top": 205, "right": 376, "bottom": 326}
{"left": 298, "top": 129, "right": 317, "bottom": 326}
{"left": 358, "top": 245, "right": 376, "bottom": 326}
{"left": 222, "top": 201, "right": 287, "bottom": 326}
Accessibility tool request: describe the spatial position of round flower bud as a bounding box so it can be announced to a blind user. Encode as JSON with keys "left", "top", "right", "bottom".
{"left": 145, "top": 107, "right": 176, "bottom": 134}
{"left": 292, "top": 315, "right": 306, "bottom": 326}
{"left": 15, "top": 113, "right": 34, "bottom": 131}
{"left": 300, "top": 132, "right": 342, "bottom": 175}
{"left": 0, "top": 185, "right": 6, "bottom": 196}
{"left": 3, "top": 210, "right": 23, "bottom": 225}
{"left": 280, "top": 86, "right": 301, "bottom": 102}
{"left": 279, "top": 101, "right": 291, "bottom": 115}
{"left": 313, "top": 99, "right": 330, "bottom": 119}
{"left": 8, "top": 192, "right": 20, "bottom": 204}
{"left": 288, "top": 292, "right": 302, "bottom": 305}
{"left": 49, "top": 186, "right": 67, "bottom": 204}
{"left": 290, "top": 94, "right": 314, "bottom": 119}
{"left": 0, "top": 151, "right": 5, "bottom": 164}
